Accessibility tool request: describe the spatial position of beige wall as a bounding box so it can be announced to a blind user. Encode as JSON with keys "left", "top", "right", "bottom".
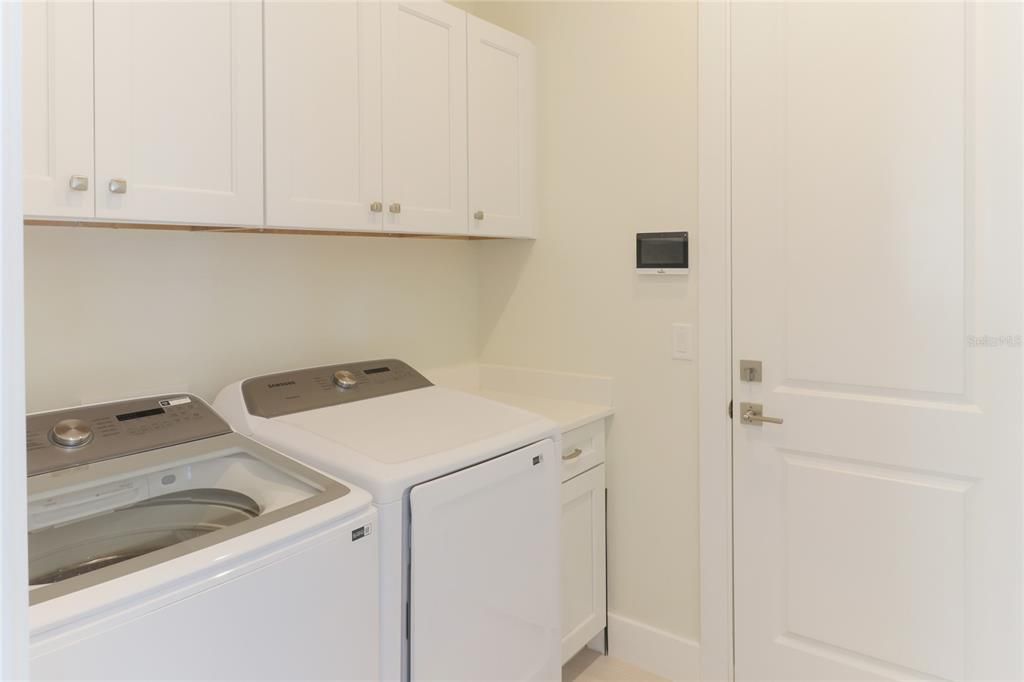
{"left": 456, "top": 1, "right": 701, "bottom": 641}
{"left": 25, "top": 226, "right": 479, "bottom": 411}
{"left": 26, "top": 0, "right": 701, "bottom": 645}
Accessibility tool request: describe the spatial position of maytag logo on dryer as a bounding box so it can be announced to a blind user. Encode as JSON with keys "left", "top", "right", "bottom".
{"left": 267, "top": 381, "right": 297, "bottom": 389}
{"left": 351, "top": 524, "right": 373, "bottom": 542}
{"left": 158, "top": 396, "right": 192, "bottom": 408}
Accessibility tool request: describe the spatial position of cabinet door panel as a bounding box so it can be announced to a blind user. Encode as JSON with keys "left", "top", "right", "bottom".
{"left": 467, "top": 16, "right": 535, "bottom": 238}
{"left": 561, "top": 464, "right": 607, "bottom": 664}
{"left": 382, "top": 1, "right": 467, "bottom": 234}
{"left": 265, "top": 0, "right": 383, "bottom": 231}
{"left": 23, "top": 0, "right": 94, "bottom": 218}
{"left": 94, "top": 1, "right": 263, "bottom": 225}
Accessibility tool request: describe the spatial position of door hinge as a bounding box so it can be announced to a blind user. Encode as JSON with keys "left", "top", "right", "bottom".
{"left": 728, "top": 400, "right": 733, "bottom": 419}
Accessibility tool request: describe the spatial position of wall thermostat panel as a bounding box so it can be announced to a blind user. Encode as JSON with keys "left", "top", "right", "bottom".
{"left": 636, "top": 231, "right": 688, "bottom": 274}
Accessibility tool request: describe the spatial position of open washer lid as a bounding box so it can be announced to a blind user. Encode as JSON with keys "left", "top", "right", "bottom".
{"left": 27, "top": 395, "right": 366, "bottom": 605}
{"left": 216, "top": 360, "right": 559, "bottom": 504}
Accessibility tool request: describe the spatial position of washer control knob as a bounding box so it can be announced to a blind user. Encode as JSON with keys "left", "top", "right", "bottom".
{"left": 51, "top": 419, "right": 94, "bottom": 448}
{"left": 333, "top": 370, "right": 358, "bottom": 390}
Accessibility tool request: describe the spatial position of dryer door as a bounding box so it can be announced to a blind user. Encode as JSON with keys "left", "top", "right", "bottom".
{"left": 409, "top": 438, "right": 560, "bottom": 681}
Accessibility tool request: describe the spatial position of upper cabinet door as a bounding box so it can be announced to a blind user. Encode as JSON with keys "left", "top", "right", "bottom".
{"left": 265, "top": 1, "right": 383, "bottom": 232}
{"left": 23, "top": 1, "right": 94, "bottom": 219}
{"left": 467, "top": 17, "right": 535, "bottom": 238}
{"left": 94, "top": 1, "right": 263, "bottom": 226}
{"left": 381, "top": 1, "right": 467, "bottom": 235}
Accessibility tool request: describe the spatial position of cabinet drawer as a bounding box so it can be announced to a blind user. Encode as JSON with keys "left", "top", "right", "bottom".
{"left": 560, "top": 420, "right": 605, "bottom": 483}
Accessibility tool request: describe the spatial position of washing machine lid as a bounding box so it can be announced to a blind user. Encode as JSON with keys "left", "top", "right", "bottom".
{"left": 27, "top": 396, "right": 366, "bottom": 605}
{"left": 232, "top": 361, "right": 558, "bottom": 503}
{"left": 278, "top": 387, "right": 547, "bottom": 465}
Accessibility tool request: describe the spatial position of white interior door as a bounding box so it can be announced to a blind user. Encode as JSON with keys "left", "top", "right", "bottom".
{"left": 731, "top": 3, "right": 1022, "bottom": 680}
{"left": 409, "top": 440, "right": 560, "bottom": 681}
{"left": 94, "top": 0, "right": 263, "bottom": 226}
{"left": 22, "top": 0, "right": 93, "bottom": 219}
{"left": 381, "top": 1, "right": 467, "bottom": 235}
{"left": 467, "top": 15, "right": 535, "bottom": 238}
{"left": 264, "top": 0, "right": 383, "bottom": 232}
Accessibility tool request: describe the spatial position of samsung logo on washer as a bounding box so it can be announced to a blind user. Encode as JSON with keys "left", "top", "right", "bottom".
{"left": 267, "top": 381, "right": 297, "bottom": 389}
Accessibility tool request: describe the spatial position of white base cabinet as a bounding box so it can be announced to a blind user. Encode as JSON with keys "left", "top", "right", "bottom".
{"left": 560, "top": 421, "right": 608, "bottom": 664}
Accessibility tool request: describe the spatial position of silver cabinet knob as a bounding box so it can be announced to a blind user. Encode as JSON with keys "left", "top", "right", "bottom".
{"left": 108, "top": 178, "right": 128, "bottom": 194}
{"left": 69, "top": 175, "right": 89, "bottom": 192}
{"left": 333, "top": 369, "right": 358, "bottom": 390}
{"left": 370, "top": 201, "right": 383, "bottom": 213}
{"left": 51, "top": 419, "right": 94, "bottom": 448}
{"left": 473, "top": 210, "right": 484, "bottom": 221}
{"left": 389, "top": 202, "right": 401, "bottom": 214}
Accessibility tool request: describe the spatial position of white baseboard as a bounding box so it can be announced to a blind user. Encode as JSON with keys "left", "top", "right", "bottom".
{"left": 606, "top": 612, "right": 700, "bottom": 681}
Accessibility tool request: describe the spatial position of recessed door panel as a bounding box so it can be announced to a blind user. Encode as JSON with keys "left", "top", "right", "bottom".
{"left": 94, "top": 0, "right": 263, "bottom": 225}
{"left": 560, "top": 464, "right": 606, "bottom": 664}
{"left": 382, "top": 1, "right": 467, "bottom": 234}
{"left": 265, "top": 0, "right": 383, "bottom": 231}
{"left": 23, "top": 0, "right": 94, "bottom": 218}
{"left": 468, "top": 16, "right": 535, "bottom": 238}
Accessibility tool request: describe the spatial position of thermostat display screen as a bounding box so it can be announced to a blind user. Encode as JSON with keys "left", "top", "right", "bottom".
{"left": 636, "top": 231, "right": 688, "bottom": 272}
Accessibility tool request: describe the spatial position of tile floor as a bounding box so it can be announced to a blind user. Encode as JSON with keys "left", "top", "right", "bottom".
{"left": 562, "top": 648, "right": 666, "bottom": 682}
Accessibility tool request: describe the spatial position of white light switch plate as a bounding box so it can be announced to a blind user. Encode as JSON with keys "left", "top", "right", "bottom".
{"left": 672, "top": 323, "right": 694, "bottom": 361}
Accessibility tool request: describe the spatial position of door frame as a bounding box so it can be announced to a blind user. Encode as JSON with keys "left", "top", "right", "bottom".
{"left": 697, "top": 1, "right": 734, "bottom": 680}
{"left": 0, "top": 0, "right": 27, "bottom": 678}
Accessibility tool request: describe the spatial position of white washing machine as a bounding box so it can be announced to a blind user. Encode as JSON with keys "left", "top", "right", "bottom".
{"left": 27, "top": 394, "right": 379, "bottom": 681}
{"left": 215, "top": 359, "right": 561, "bottom": 682}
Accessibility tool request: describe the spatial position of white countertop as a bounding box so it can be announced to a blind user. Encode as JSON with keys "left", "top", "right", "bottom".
{"left": 471, "top": 389, "right": 613, "bottom": 433}
{"left": 425, "top": 363, "right": 614, "bottom": 434}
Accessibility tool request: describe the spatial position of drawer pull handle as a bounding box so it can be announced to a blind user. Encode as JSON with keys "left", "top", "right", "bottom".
{"left": 562, "top": 448, "right": 583, "bottom": 461}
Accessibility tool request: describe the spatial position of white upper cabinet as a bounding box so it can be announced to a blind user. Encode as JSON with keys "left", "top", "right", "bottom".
{"left": 381, "top": 1, "right": 468, "bottom": 235}
{"left": 467, "top": 16, "right": 535, "bottom": 238}
{"left": 23, "top": 1, "right": 94, "bottom": 219}
{"left": 93, "top": 1, "right": 263, "bottom": 225}
{"left": 22, "top": 1, "right": 535, "bottom": 238}
{"left": 265, "top": 0, "right": 383, "bottom": 232}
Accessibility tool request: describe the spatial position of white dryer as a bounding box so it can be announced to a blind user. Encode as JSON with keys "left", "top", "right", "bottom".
{"left": 28, "top": 394, "right": 379, "bottom": 681}
{"left": 215, "top": 359, "right": 561, "bottom": 682}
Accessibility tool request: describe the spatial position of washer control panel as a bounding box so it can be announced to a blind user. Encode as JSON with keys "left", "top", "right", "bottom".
{"left": 242, "top": 358, "right": 433, "bottom": 419}
{"left": 27, "top": 395, "right": 231, "bottom": 477}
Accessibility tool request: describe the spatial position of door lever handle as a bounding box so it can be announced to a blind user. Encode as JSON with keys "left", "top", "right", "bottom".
{"left": 740, "top": 402, "right": 783, "bottom": 425}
